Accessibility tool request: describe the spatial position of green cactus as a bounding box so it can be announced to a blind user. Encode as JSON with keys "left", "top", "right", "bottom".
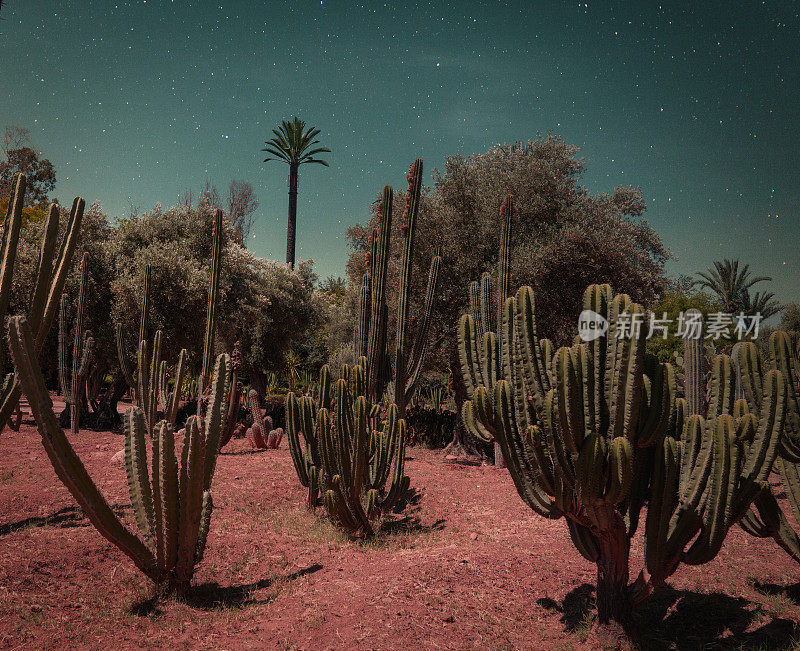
{"left": 58, "top": 252, "right": 94, "bottom": 434}
{"left": 201, "top": 208, "right": 223, "bottom": 390}
{"left": 136, "top": 329, "right": 187, "bottom": 436}
{"left": 0, "top": 173, "right": 85, "bottom": 433}
{"left": 8, "top": 314, "right": 231, "bottom": 598}
{"left": 458, "top": 195, "right": 515, "bottom": 465}
{"left": 115, "top": 264, "right": 151, "bottom": 401}
{"left": 219, "top": 340, "right": 243, "bottom": 447}
{"left": 462, "top": 283, "right": 787, "bottom": 637}
{"left": 737, "top": 331, "right": 800, "bottom": 563}
{"left": 286, "top": 360, "right": 410, "bottom": 535}
{"left": 354, "top": 159, "right": 441, "bottom": 416}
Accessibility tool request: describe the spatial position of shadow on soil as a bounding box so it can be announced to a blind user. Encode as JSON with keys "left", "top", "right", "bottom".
{"left": 0, "top": 505, "right": 125, "bottom": 535}
{"left": 130, "top": 564, "right": 324, "bottom": 616}
{"left": 538, "top": 583, "right": 799, "bottom": 649}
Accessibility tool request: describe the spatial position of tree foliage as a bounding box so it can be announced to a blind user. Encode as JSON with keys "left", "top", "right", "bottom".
{"left": 0, "top": 126, "right": 56, "bottom": 206}
{"left": 345, "top": 135, "right": 670, "bottom": 374}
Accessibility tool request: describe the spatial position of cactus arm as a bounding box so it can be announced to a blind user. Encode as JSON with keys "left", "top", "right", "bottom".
{"left": 166, "top": 349, "right": 187, "bottom": 426}
{"left": 201, "top": 353, "right": 230, "bottom": 491}
{"left": 285, "top": 392, "right": 311, "bottom": 486}
{"left": 58, "top": 295, "right": 70, "bottom": 399}
{"left": 7, "top": 316, "right": 157, "bottom": 579}
{"left": 124, "top": 408, "right": 155, "bottom": 548}
{"left": 156, "top": 421, "right": 179, "bottom": 572}
{"left": 37, "top": 196, "right": 85, "bottom": 353}
{"left": 115, "top": 324, "right": 135, "bottom": 389}
{"left": 366, "top": 187, "right": 392, "bottom": 402}
{"left": 26, "top": 202, "right": 60, "bottom": 329}
{"left": 458, "top": 314, "right": 482, "bottom": 396}
{"left": 0, "top": 174, "right": 24, "bottom": 323}
{"left": 193, "top": 491, "right": 213, "bottom": 566}
{"left": 176, "top": 415, "right": 204, "bottom": 580}
{"left": 200, "top": 210, "right": 223, "bottom": 385}
{"left": 403, "top": 250, "right": 441, "bottom": 403}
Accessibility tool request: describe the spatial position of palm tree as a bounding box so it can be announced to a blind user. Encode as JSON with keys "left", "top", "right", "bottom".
{"left": 741, "top": 289, "right": 784, "bottom": 321}
{"left": 693, "top": 259, "right": 774, "bottom": 314}
{"left": 262, "top": 117, "right": 329, "bottom": 269}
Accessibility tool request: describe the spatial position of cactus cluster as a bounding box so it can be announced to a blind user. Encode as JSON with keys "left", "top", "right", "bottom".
{"left": 0, "top": 173, "right": 84, "bottom": 433}
{"left": 58, "top": 252, "right": 95, "bottom": 434}
{"left": 462, "top": 282, "right": 787, "bottom": 634}
{"left": 458, "top": 194, "right": 515, "bottom": 465}
{"left": 738, "top": 331, "right": 800, "bottom": 562}
{"left": 286, "top": 361, "right": 410, "bottom": 535}
{"left": 245, "top": 388, "right": 283, "bottom": 449}
{"left": 9, "top": 314, "right": 232, "bottom": 597}
{"left": 354, "top": 159, "right": 441, "bottom": 415}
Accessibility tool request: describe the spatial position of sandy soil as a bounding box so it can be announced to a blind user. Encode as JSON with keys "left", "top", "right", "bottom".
{"left": 0, "top": 405, "right": 798, "bottom": 649}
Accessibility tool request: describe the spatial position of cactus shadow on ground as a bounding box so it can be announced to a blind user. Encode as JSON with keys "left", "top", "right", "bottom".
{"left": 0, "top": 505, "right": 126, "bottom": 536}
{"left": 540, "top": 584, "right": 800, "bottom": 648}
{"left": 128, "top": 563, "right": 323, "bottom": 616}
{"left": 751, "top": 580, "right": 800, "bottom": 606}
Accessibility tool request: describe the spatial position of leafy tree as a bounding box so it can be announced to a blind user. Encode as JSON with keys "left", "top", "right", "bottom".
{"left": 781, "top": 302, "right": 800, "bottom": 333}
{"left": 0, "top": 126, "right": 56, "bottom": 206}
{"left": 227, "top": 179, "right": 258, "bottom": 245}
{"left": 262, "top": 117, "right": 329, "bottom": 269}
{"left": 111, "top": 202, "right": 320, "bottom": 383}
{"left": 345, "top": 136, "right": 669, "bottom": 454}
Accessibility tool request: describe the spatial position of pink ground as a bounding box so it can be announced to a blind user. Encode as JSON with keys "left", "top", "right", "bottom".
{"left": 0, "top": 405, "right": 798, "bottom": 649}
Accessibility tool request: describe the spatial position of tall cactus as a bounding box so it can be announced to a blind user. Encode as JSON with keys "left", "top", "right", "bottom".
{"left": 462, "top": 283, "right": 787, "bottom": 638}
{"left": 354, "top": 159, "right": 441, "bottom": 416}
{"left": 58, "top": 252, "right": 95, "bottom": 434}
{"left": 738, "top": 331, "right": 800, "bottom": 563}
{"left": 201, "top": 208, "right": 223, "bottom": 390}
{"left": 458, "top": 195, "right": 514, "bottom": 466}
{"left": 0, "top": 173, "right": 85, "bottom": 433}
{"left": 286, "top": 360, "right": 410, "bottom": 535}
{"left": 8, "top": 315, "right": 231, "bottom": 598}
{"left": 115, "top": 264, "right": 151, "bottom": 401}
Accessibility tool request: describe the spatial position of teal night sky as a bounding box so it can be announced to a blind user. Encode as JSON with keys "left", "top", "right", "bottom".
{"left": 1, "top": 1, "right": 798, "bottom": 301}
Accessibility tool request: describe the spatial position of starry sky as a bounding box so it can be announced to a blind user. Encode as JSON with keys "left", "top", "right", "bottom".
{"left": 1, "top": 1, "right": 798, "bottom": 302}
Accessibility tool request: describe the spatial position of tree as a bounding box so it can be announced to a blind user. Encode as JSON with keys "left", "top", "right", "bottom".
{"left": 262, "top": 117, "right": 330, "bottom": 269}
{"left": 693, "top": 258, "right": 779, "bottom": 316}
{"left": 227, "top": 179, "right": 258, "bottom": 245}
{"left": 0, "top": 126, "right": 56, "bottom": 206}
{"left": 345, "top": 135, "right": 669, "bottom": 457}
{"left": 111, "top": 202, "right": 320, "bottom": 383}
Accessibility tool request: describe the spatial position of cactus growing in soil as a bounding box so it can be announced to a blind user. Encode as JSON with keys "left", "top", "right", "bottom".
{"left": 462, "top": 282, "right": 787, "bottom": 639}
{"left": 458, "top": 195, "right": 514, "bottom": 466}
{"left": 245, "top": 388, "right": 283, "bottom": 449}
{"left": 219, "top": 341, "right": 243, "bottom": 447}
{"left": 286, "top": 361, "right": 410, "bottom": 534}
{"left": 8, "top": 314, "right": 231, "bottom": 599}
{"left": 738, "top": 331, "right": 800, "bottom": 563}
{"left": 200, "top": 209, "right": 223, "bottom": 391}
{"left": 58, "top": 253, "right": 94, "bottom": 434}
{"left": 0, "top": 173, "right": 85, "bottom": 433}
{"left": 353, "top": 159, "right": 441, "bottom": 416}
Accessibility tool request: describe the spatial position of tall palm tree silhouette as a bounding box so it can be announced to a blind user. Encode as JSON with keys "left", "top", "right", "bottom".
{"left": 262, "top": 117, "right": 329, "bottom": 269}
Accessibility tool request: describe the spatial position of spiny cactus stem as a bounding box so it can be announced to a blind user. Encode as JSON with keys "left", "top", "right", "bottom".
{"left": 201, "top": 209, "right": 223, "bottom": 387}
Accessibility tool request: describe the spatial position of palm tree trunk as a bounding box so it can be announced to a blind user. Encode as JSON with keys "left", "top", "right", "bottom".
{"left": 286, "top": 162, "right": 299, "bottom": 269}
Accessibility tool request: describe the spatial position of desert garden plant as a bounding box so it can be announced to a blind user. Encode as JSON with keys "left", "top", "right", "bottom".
{"left": 0, "top": 173, "right": 84, "bottom": 433}
{"left": 286, "top": 361, "right": 410, "bottom": 535}
{"left": 462, "top": 282, "right": 787, "bottom": 640}
{"left": 9, "top": 313, "right": 231, "bottom": 598}
{"left": 458, "top": 194, "right": 515, "bottom": 466}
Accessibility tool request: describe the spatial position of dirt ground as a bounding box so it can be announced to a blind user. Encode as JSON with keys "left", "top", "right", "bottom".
{"left": 0, "top": 404, "right": 799, "bottom": 650}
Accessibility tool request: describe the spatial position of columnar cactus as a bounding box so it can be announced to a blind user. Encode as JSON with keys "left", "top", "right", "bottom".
{"left": 8, "top": 315, "right": 231, "bottom": 598}
{"left": 739, "top": 331, "right": 800, "bottom": 562}
{"left": 245, "top": 388, "right": 283, "bottom": 449}
{"left": 462, "top": 283, "right": 787, "bottom": 638}
{"left": 286, "top": 361, "right": 410, "bottom": 534}
{"left": 0, "top": 173, "right": 85, "bottom": 433}
{"left": 354, "top": 159, "right": 441, "bottom": 416}
{"left": 136, "top": 329, "right": 187, "bottom": 436}
{"left": 219, "top": 340, "right": 243, "bottom": 447}
{"left": 58, "top": 253, "right": 95, "bottom": 435}
{"left": 200, "top": 208, "right": 223, "bottom": 390}
{"left": 115, "top": 264, "right": 151, "bottom": 400}
{"left": 458, "top": 195, "right": 514, "bottom": 465}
